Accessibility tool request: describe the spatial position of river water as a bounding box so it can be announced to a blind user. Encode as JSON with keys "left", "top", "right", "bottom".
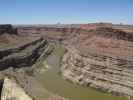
{"left": 35, "top": 45, "right": 128, "bottom": 100}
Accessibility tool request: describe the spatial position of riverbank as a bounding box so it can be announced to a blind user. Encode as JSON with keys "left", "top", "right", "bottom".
{"left": 34, "top": 44, "right": 128, "bottom": 100}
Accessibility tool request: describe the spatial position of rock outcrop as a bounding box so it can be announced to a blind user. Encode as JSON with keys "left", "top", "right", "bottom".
{"left": 0, "top": 37, "right": 49, "bottom": 70}
{"left": 61, "top": 27, "right": 133, "bottom": 99}
{"left": 1, "top": 78, "right": 32, "bottom": 100}
{"left": 0, "top": 24, "right": 67, "bottom": 100}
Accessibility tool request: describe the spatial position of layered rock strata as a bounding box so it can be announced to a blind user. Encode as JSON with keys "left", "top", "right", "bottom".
{"left": 0, "top": 24, "right": 69, "bottom": 100}
{"left": 0, "top": 37, "right": 48, "bottom": 70}
{"left": 61, "top": 46, "right": 133, "bottom": 98}
{"left": 61, "top": 27, "right": 133, "bottom": 99}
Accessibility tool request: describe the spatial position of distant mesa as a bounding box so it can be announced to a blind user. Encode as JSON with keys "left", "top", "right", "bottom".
{"left": 0, "top": 24, "right": 17, "bottom": 35}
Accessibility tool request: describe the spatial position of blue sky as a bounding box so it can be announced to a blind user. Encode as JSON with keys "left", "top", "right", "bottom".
{"left": 0, "top": 0, "right": 133, "bottom": 24}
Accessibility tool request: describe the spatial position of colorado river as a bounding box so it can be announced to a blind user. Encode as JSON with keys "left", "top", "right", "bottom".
{"left": 35, "top": 44, "right": 128, "bottom": 100}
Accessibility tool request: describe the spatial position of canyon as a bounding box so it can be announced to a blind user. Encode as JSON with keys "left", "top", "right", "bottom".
{"left": 0, "top": 24, "right": 67, "bottom": 100}
{"left": 0, "top": 23, "right": 133, "bottom": 100}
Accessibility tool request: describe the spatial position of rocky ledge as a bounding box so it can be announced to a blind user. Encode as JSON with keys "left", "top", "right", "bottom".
{"left": 0, "top": 25, "right": 68, "bottom": 100}
{"left": 61, "top": 27, "right": 133, "bottom": 99}
{"left": 1, "top": 78, "right": 32, "bottom": 100}
{"left": 0, "top": 37, "right": 48, "bottom": 70}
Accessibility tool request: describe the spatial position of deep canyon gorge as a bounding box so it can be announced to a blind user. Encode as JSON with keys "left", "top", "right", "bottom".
{"left": 0, "top": 23, "right": 133, "bottom": 100}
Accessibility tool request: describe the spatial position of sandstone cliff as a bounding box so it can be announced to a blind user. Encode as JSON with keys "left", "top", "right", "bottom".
{"left": 17, "top": 25, "right": 133, "bottom": 99}
{"left": 0, "top": 24, "right": 68, "bottom": 100}
{"left": 0, "top": 37, "right": 48, "bottom": 70}
{"left": 1, "top": 78, "right": 32, "bottom": 100}
{"left": 60, "top": 27, "right": 133, "bottom": 99}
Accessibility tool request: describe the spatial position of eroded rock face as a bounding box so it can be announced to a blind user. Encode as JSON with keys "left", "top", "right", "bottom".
{"left": 17, "top": 25, "right": 133, "bottom": 99}
{"left": 1, "top": 78, "right": 32, "bottom": 100}
{"left": 61, "top": 46, "right": 133, "bottom": 99}
{"left": 1, "top": 24, "right": 133, "bottom": 99}
{"left": 0, "top": 24, "right": 67, "bottom": 100}
{"left": 0, "top": 37, "right": 49, "bottom": 70}
{"left": 61, "top": 27, "right": 133, "bottom": 99}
